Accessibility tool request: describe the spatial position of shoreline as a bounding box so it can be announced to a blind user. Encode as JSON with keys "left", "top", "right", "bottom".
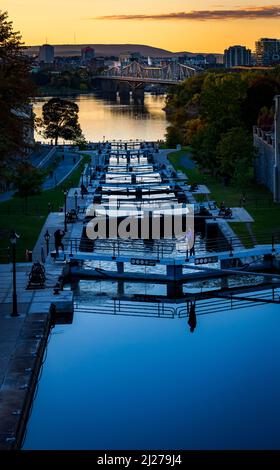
{"left": 0, "top": 310, "right": 52, "bottom": 450}
{"left": 0, "top": 261, "right": 74, "bottom": 450}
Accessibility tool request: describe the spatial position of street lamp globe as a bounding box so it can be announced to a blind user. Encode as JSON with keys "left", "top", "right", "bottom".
{"left": 10, "top": 230, "right": 20, "bottom": 245}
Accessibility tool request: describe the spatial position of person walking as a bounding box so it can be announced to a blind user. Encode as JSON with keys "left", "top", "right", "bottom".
{"left": 54, "top": 229, "right": 65, "bottom": 257}
{"left": 186, "top": 227, "right": 195, "bottom": 257}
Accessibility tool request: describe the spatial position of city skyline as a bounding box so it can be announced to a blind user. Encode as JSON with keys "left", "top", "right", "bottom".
{"left": 2, "top": 0, "right": 280, "bottom": 53}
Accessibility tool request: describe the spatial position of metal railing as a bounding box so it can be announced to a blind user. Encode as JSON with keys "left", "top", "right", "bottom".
{"left": 73, "top": 287, "right": 280, "bottom": 320}
{"left": 44, "top": 231, "right": 280, "bottom": 260}
{"left": 177, "top": 289, "right": 280, "bottom": 317}
{"left": 74, "top": 237, "right": 176, "bottom": 258}
{"left": 75, "top": 300, "right": 176, "bottom": 318}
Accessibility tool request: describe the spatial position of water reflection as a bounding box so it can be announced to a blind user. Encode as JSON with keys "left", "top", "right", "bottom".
{"left": 33, "top": 93, "right": 168, "bottom": 142}
{"left": 23, "top": 300, "right": 280, "bottom": 450}
{"left": 24, "top": 97, "right": 280, "bottom": 451}
{"left": 188, "top": 302, "right": 197, "bottom": 333}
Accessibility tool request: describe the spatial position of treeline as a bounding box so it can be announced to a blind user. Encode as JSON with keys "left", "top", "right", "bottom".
{"left": 32, "top": 69, "right": 93, "bottom": 92}
{"left": 0, "top": 10, "right": 85, "bottom": 191}
{"left": 165, "top": 68, "right": 280, "bottom": 184}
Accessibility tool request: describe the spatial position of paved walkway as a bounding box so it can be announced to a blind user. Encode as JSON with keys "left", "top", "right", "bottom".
{"left": 0, "top": 191, "right": 15, "bottom": 202}
{"left": 211, "top": 207, "right": 254, "bottom": 223}
{"left": 153, "top": 149, "right": 176, "bottom": 166}
{"left": 0, "top": 147, "right": 54, "bottom": 202}
{"left": 29, "top": 147, "right": 52, "bottom": 168}
{"left": 0, "top": 151, "right": 82, "bottom": 203}
{"left": 32, "top": 205, "right": 84, "bottom": 262}
{"left": 178, "top": 153, "right": 196, "bottom": 170}
{"left": 0, "top": 262, "right": 73, "bottom": 449}
{"left": 42, "top": 152, "right": 82, "bottom": 190}
{"left": 0, "top": 263, "right": 73, "bottom": 386}
{"left": 154, "top": 149, "right": 195, "bottom": 170}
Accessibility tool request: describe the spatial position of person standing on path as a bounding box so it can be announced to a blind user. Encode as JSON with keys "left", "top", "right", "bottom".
{"left": 54, "top": 229, "right": 65, "bottom": 257}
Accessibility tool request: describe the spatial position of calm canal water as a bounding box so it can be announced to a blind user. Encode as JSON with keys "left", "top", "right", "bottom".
{"left": 24, "top": 94, "right": 280, "bottom": 450}
{"left": 33, "top": 93, "right": 168, "bottom": 142}
{"left": 24, "top": 293, "right": 280, "bottom": 450}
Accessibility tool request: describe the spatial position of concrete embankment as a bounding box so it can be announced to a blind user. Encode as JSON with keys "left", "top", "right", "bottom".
{"left": 0, "top": 263, "right": 73, "bottom": 450}
{"left": 0, "top": 312, "right": 52, "bottom": 449}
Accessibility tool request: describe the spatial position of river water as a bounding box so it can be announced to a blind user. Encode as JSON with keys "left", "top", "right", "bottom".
{"left": 33, "top": 93, "right": 167, "bottom": 142}
{"left": 24, "top": 93, "right": 280, "bottom": 450}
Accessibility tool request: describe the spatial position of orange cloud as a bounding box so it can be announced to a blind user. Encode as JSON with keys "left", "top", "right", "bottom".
{"left": 93, "top": 5, "right": 280, "bottom": 21}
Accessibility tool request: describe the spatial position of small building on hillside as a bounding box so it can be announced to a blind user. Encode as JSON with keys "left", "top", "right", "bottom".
{"left": 11, "top": 104, "right": 35, "bottom": 155}
{"left": 253, "top": 95, "right": 280, "bottom": 202}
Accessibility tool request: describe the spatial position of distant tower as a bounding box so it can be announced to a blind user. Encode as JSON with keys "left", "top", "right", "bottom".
{"left": 39, "top": 44, "right": 54, "bottom": 64}
{"left": 81, "top": 46, "right": 95, "bottom": 63}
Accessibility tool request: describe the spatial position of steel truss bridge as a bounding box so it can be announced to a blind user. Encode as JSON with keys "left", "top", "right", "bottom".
{"left": 98, "top": 61, "right": 199, "bottom": 86}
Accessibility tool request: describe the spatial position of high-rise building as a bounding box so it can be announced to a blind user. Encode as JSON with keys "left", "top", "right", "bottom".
{"left": 205, "top": 54, "right": 217, "bottom": 66}
{"left": 39, "top": 44, "right": 54, "bottom": 64}
{"left": 224, "top": 45, "right": 251, "bottom": 68}
{"left": 255, "top": 38, "right": 280, "bottom": 66}
{"left": 81, "top": 46, "right": 95, "bottom": 63}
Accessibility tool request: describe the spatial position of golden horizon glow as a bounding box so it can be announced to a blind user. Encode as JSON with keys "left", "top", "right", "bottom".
{"left": 2, "top": 1, "right": 280, "bottom": 53}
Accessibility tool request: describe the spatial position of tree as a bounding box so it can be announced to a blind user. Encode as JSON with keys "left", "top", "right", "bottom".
{"left": 39, "top": 98, "right": 83, "bottom": 145}
{"left": 14, "top": 162, "right": 44, "bottom": 213}
{"left": 242, "top": 75, "right": 280, "bottom": 128}
{"left": 0, "top": 10, "right": 35, "bottom": 178}
{"left": 165, "top": 125, "right": 184, "bottom": 148}
{"left": 74, "top": 135, "right": 88, "bottom": 150}
{"left": 216, "top": 127, "right": 255, "bottom": 185}
{"left": 185, "top": 118, "right": 204, "bottom": 145}
{"left": 200, "top": 73, "right": 247, "bottom": 132}
{"left": 165, "top": 75, "right": 203, "bottom": 128}
{"left": 164, "top": 69, "right": 277, "bottom": 178}
{"left": 191, "top": 124, "right": 220, "bottom": 174}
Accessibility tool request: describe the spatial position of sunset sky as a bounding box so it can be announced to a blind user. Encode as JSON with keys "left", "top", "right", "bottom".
{"left": 2, "top": 1, "right": 280, "bottom": 53}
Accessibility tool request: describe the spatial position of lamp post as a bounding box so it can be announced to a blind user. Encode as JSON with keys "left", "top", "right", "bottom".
{"left": 9, "top": 230, "right": 20, "bottom": 317}
{"left": 44, "top": 230, "right": 50, "bottom": 255}
{"left": 74, "top": 190, "right": 78, "bottom": 212}
{"left": 64, "top": 189, "right": 68, "bottom": 233}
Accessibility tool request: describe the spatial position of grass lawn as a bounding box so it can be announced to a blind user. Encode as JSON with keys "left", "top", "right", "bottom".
{"left": 168, "top": 149, "right": 280, "bottom": 244}
{"left": 0, "top": 154, "right": 90, "bottom": 263}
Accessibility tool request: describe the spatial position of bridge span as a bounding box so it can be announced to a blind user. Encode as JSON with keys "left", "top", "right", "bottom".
{"left": 97, "top": 61, "right": 199, "bottom": 86}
